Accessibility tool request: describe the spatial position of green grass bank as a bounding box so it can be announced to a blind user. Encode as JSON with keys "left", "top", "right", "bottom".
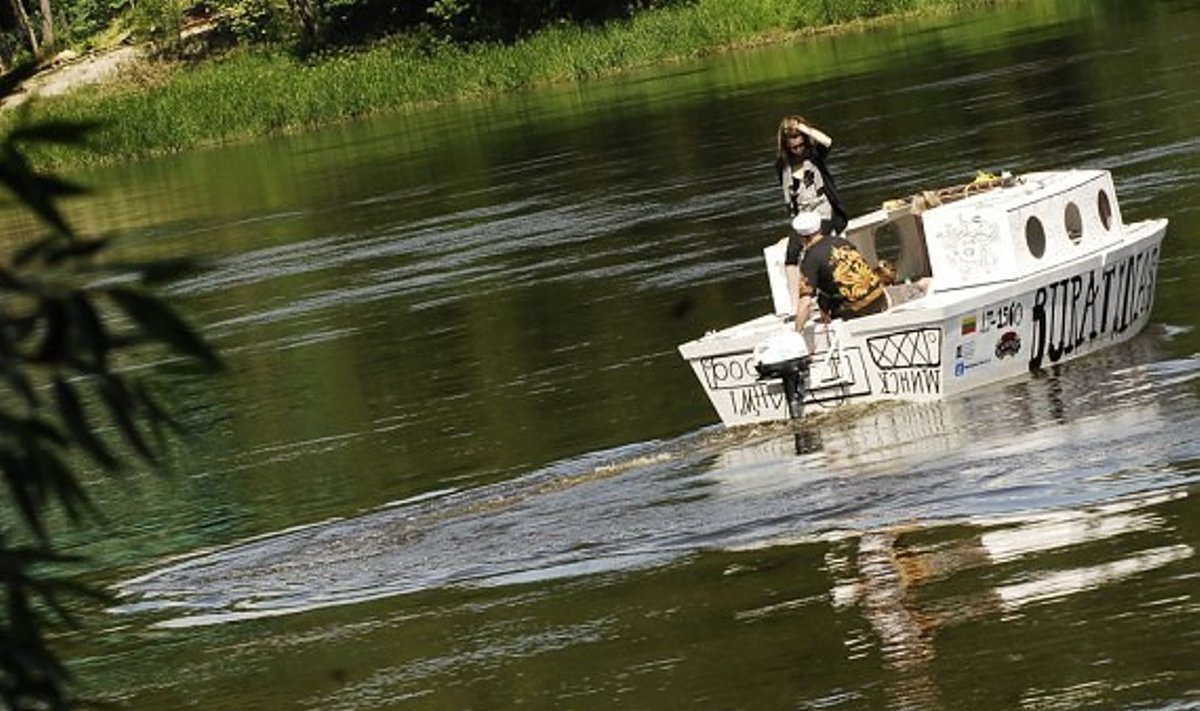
{"left": 9, "top": 0, "right": 1003, "bottom": 167}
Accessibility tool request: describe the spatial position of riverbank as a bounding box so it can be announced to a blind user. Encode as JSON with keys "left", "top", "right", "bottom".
{"left": 4, "top": 0, "right": 1010, "bottom": 168}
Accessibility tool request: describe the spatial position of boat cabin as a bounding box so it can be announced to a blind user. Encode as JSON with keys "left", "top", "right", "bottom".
{"left": 764, "top": 170, "right": 1126, "bottom": 315}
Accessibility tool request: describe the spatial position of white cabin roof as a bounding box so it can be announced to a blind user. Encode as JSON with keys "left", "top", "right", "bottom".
{"left": 763, "top": 169, "right": 1129, "bottom": 316}
{"left": 920, "top": 169, "right": 1124, "bottom": 292}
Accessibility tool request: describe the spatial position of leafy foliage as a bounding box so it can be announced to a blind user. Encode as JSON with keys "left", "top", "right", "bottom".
{"left": 222, "top": 0, "right": 284, "bottom": 43}
{"left": 126, "top": 0, "right": 187, "bottom": 46}
{"left": 0, "top": 115, "right": 221, "bottom": 708}
{"left": 3, "top": 0, "right": 687, "bottom": 60}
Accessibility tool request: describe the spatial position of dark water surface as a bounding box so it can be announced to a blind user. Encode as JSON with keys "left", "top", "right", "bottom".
{"left": 6, "top": 0, "right": 1199, "bottom": 708}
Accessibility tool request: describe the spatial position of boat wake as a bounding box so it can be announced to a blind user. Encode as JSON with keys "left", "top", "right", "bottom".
{"left": 111, "top": 334, "right": 1200, "bottom": 628}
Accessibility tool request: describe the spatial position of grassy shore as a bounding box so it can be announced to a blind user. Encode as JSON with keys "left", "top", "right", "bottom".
{"left": 8, "top": 0, "right": 1001, "bottom": 167}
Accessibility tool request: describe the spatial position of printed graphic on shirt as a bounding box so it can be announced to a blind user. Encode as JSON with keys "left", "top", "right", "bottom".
{"left": 789, "top": 161, "right": 826, "bottom": 215}
{"left": 798, "top": 273, "right": 813, "bottom": 297}
{"left": 830, "top": 245, "right": 880, "bottom": 304}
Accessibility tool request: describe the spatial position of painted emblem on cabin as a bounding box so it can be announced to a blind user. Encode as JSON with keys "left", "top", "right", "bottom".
{"left": 938, "top": 214, "right": 999, "bottom": 281}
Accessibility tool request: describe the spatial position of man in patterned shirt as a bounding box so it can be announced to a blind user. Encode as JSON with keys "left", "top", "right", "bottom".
{"left": 789, "top": 211, "right": 929, "bottom": 331}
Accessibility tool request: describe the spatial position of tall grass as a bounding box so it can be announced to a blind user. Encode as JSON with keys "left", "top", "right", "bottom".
{"left": 9, "top": 0, "right": 999, "bottom": 166}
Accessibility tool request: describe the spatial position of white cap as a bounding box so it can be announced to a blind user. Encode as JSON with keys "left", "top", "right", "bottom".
{"left": 791, "top": 211, "right": 822, "bottom": 236}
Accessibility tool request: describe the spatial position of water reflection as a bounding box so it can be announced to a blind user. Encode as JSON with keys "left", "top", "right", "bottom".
{"left": 827, "top": 490, "right": 1193, "bottom": 711}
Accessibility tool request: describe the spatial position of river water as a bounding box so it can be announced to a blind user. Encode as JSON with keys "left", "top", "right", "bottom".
{"left": 8, "top": 0, "right": 1200, "bottom": 708}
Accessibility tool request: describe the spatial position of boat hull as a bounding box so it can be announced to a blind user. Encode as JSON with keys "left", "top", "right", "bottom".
{"left": 678, "top": 218, "right": 1166, "bottom": 427}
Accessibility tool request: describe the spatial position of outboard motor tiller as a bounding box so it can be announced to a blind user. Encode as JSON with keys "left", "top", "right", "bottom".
{"left": 753, "top": 330, "right": 810, "bottom": 420}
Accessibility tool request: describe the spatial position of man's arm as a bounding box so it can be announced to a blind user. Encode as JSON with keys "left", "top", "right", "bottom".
{"left": 793, "top": 294, "right": 814, "bottom": 333}
{"left": 785, "top": 264, "right": 801, "bottom": 316}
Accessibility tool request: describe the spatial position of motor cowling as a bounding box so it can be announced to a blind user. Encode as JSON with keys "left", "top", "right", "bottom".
{"left": 753, "top": 331, "right": 810, "bottom": 419}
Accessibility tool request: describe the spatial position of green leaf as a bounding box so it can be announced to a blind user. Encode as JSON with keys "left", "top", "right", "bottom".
{"left": 11, "top": 235, "right": 57, "bottom": 268}
{"left": 107, "top": 287, "right": 222, "bottom": 369}
{"left": 67, "top": 293, "right": 109, "bottom": 370}
{"left": 134, "top": 380, "right": 183, "bottom": 443}
{"left": 0, "top": 312, "right": 39, "bottom": 354}
{"left": 46, "top": 236, "right": 112, "bottom": 266}
{"left": 0, "top": 62, "right": 39, "bottom": 102}
{"left": 1, "top": 365, "right": 40, "bottom": 408}
{"left": 0, "top": 450, "right": 49, "bottom": 540}
{"left": 96, "top": 256, "right": 204, "bottom": 286}
{"left": 97, "top": 376, "right": 155, "bottom": 464}
{"left": 53, "top": 378, "right": 118, "bottom": 473}
{"left": 34, "top": 298, "right": 70, "bottom": 364}
{"left": 0, "top": 145, "right": 82, "bottom": 236}
{"left": 33, "top": 444, "right": 96, "bottom": 525}
{"left": 6, "top": 120, "right": 101, "bottom": 146}
{"left": 2, "top": 412, "right": 70, "bottom": 449}
{"left": 0, "top": 266, "right": 30, "bottom": 290}
{"left": 28, "top": 172, "right": 90, "bottom": 201}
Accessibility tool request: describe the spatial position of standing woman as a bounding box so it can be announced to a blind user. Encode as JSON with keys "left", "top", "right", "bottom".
{"left": 775, "top": 115, "right": 850, "bottom": 317}
{"left": 775, "top": 115, "right": 849, "bottom": 235}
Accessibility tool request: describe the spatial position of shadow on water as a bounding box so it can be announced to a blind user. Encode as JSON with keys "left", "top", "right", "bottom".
{"left": 112, "top": 328, "right": 1200, "bottom": 629}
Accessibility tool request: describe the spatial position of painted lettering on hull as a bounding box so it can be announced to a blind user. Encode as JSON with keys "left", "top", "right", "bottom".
{"left": 1029, "top": 244, "right": 1159, "bottom": 370}
{"left": 879, "top": 368, "right": 941, "bottom": 396}
{"left": 727, "top": 383, "right": 787, "bottom": 418}
{"left": 699, "top": 352, "right": 758, "bottom": 390}
{"left": 980, "top": 302, "right": 1023, "bottom": 332}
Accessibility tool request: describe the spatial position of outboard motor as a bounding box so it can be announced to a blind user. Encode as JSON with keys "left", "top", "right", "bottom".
{"left": 753, "top": 330, "right": 811, "bottom": 420}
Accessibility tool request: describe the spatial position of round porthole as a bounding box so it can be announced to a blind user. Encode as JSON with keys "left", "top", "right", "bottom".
{"left": 1098, "top": 190, "right": 1113, "bottom": 230}
{"left": 1026, "top": 216, "right": 1046, "bottom": 258}
{"left": 1065, "top": 202, "right": 1083, "bottom": 244}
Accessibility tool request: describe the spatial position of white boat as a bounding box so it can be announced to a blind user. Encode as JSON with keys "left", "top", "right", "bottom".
{"left": 678, "top": 169, "right": 1168, "bottom": 427}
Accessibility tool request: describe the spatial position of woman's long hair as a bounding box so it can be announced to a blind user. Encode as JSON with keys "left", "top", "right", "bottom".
{"left": 775, "top": 114, "right": 812, "bottom": 179}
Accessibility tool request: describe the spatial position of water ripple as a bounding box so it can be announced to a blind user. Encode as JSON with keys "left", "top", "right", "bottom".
{"left": 112, "top": 336, "right": 1200, "bottom": 628}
